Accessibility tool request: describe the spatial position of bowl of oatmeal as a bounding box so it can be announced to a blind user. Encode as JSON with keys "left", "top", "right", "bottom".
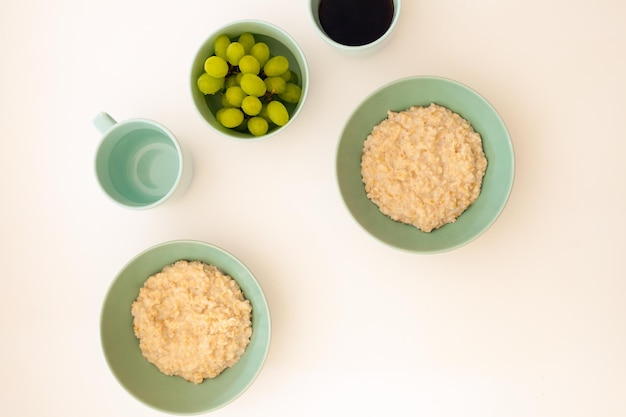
{"left": 100, "top": 240, "right": 271, "bottom": 414}
{"left": 336, "top": 76, "right": 514, "bottom": 253}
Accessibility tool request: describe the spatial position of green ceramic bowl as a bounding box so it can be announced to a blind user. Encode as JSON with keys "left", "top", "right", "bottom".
{"left": 336, "top": 76, "right": 514, "bottom": 253}
{"left": 190, "top": 20, "right": 309, "bottom": 141}
{"left": 100, "top": 240, "right": 271, "bottom": 414}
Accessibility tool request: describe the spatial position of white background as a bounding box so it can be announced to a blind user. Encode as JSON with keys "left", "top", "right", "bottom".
{"left": 1, "top": 0, "right": 625, "bottom": 416}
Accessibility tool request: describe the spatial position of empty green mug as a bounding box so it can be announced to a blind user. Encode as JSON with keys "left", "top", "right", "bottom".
{"left": 94, "top": 112, "right": 192, "bottom": 209}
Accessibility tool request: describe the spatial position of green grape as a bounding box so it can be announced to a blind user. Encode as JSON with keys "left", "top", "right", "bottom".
{"left": 250, "top": 42, "right": 270, "bottom": 67}
{"left": 226, "top": 42, "right": 245, "bottom": 66}
{"left": 258, "top": 103, "right": 270, "bottom": 122}
{"left": 238, "top": 55, "right": 260, "bottom": 75}
{"left": 266, "top": 100, "right": 289, "bottom": 126}
{"left": 287, "top": 71, "right": 299, "bottom": 84}
{"left": 238, "top": 32, "right": 255, "bottom": 54}
{"left": 214, "top": 34, "right": 231, "bottom": 60}
{"left": 278, "top": 83, "right": 302, "bottom": 103}
{"left": 216, "top": 107, "right": 244, "bottom": 128}
{"left": 279, "top": 70, "right": 298, "bottom": 84}
{"left": 264, "top": 76, "right": 286, "bottom": 94}
{"left": 224, "top": 74, "right": 239, "bottom": 89}
{"left": 233, "top": 118, "right": 249, "bottom": 133}
{"left": 263, "top": 55, "right": 289, "bottom": 77}
{"left": 247, "top": 117, "right": 269, "bottom": 136}
{"left": 203, "top": 55, "right": 229, "bottom": 78}
{"left": 239, "top": 73, "right": 266, "bottom": 97}
{"left": 197, "top": 72, "right": 224, "bottom": 94}
{"left": 279, "top": 70, "right": 292, "bottom": 82}
{"left": 221, "top": 94, "right": 233, "bottom": 108}
{"left": 241, "top": 95, "right": 262, "bottom": 116}
{"left": 224, "top": 86, "right": 246, "bottom": 107}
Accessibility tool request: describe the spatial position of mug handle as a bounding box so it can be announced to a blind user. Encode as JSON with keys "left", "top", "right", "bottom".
{"left": 93, "top": 112, "right": 117, "bottom": 134}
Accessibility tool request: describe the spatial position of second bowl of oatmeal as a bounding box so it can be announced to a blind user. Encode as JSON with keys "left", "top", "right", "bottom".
{"left": 336, "top": 76, "right": 514, "bottom": 253}
{"left": 100, "top": 240, "right": 271, "bottom": 414}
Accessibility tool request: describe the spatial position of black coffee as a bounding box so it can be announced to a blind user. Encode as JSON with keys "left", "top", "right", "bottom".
{"left": 318, "top": 0, "right": 395, "bottom": 46}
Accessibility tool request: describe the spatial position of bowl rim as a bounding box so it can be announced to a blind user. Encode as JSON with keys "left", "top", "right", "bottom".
{"left": 190, "top": 19, "right": 309, "bottom": 142}
{"left": 99, "top": 239, "right": 271, "bottom": 414}
{"left": 335, "top": 75, "right": 515, "bottom": 253}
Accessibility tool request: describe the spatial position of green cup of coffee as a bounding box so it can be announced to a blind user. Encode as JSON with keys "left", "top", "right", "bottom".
{"left": 93, "top": 112, "right": 193, "bottom": 209}
{"left": 309, "top": 0, "right": 402, "bottom": 53}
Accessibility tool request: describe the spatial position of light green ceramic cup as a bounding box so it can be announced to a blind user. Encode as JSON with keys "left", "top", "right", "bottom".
{"left": 308, "top": 0, "right": 402, "bottom": 54}
{"left": 94, "top": 112, "right": 192, "bottom": 209}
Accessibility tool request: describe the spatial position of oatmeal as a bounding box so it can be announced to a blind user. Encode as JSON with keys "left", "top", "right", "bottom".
{"left": 361, "top": 103, "right": 487, "bottom": 232}
{"left": 131, "top": 260, "right": 252, "bottom": 384}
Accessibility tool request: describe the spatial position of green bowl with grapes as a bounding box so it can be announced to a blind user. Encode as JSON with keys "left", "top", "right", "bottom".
{"left": 336, "top": 76, "right": 515, "bottom": 253}
{"left": 191, "top": 20, "right": 309, "bottom": 140}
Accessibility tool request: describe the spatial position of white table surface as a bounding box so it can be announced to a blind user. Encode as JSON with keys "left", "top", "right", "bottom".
{"left": 2, "top": 0, "right": 625, "bottom": 416}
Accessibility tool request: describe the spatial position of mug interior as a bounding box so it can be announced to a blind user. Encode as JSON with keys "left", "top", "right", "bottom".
{"left": 96, "top": 122, "right": 181, "bottom": 208}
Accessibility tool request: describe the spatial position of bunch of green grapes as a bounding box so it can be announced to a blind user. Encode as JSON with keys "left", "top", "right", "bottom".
{"left": 197, "top": 32, "right": 303, "bottom": 137}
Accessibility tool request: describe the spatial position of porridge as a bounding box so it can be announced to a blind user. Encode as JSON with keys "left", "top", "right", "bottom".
{"left": 131, "top": 260, "right": 252, "bottom": 384}
{"left": 361, "top": 103, "right": 488, "bottom": 232}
